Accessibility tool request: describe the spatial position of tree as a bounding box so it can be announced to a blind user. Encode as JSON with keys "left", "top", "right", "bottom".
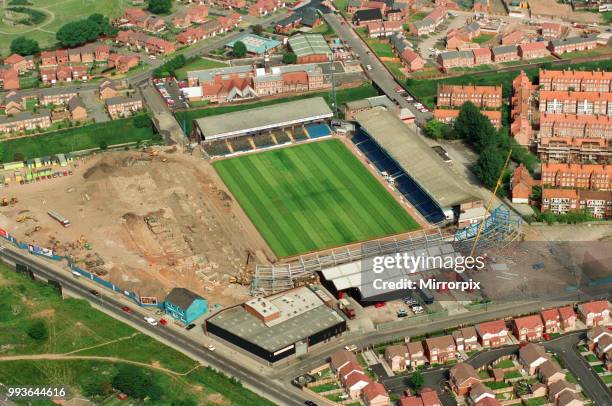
{"left": 282, "top": 52, "right": 297, "bottom": 64}
{"left": 10, "top": 36, "right": 40, "bottom": 56}
{"left": 56, "top": 20, "right": 99, "bottom": 47}
{"left": 252, "top": 24, "right": 264, "bottom": 35}
{"left": 82, "top": 374, "right": 112, "bottom": 397}
{"left": 410, "top": 371, "right": 424, "bottom": 390}
{"left": 232, "top": 41, "right": 247, "bottom": 58}
{"left": 423, "top": 119, "right": 451, "bottom": 140}
{"left": 99, "top": 140, "right": 108, "bottom": 150}
{"left": 474, "top": 146, "right": 505, "bottom": 188}
{"left": 148, "top": 0, "right": 172, "bottom": 14}
{"left": 27, "top": 320, "right": 48, "bottom": 340}
{"left": 112, "top": 365, "right": 162, "bottom": 400}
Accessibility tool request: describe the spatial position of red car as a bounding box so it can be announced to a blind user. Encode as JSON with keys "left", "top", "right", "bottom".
{"left": 543, "top": 333, "right": 550, "bottom": 341}
{"left": 374, "top": 302, "right": 386, "bottom": 308}
{"left": 121, "top": 306, "right": 132, "bottom": 313}
{"left": 159, "top": 318, "right": 168, "bottom": 325}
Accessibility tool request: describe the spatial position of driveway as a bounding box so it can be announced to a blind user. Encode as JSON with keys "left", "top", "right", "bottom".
{"left": 80, "top": 89, "right": 109, "bottom": 123}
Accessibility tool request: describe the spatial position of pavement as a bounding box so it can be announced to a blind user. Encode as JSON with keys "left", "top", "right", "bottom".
{"left": 322, "top": 12, "right": 432, "bottom": 125}
{"left": 79, "top": 89, "right": 109, "bottom": 123}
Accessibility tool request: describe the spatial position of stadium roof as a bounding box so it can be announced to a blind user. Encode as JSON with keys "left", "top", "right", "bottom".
{"left": 354, "top": 108, "right": 478, "bottom": 209}
{"left": 194, "top": 97, "right": 333, "bottom": 140}
{"left": 288, "top": 34, "right": 332, "bottom": 58}
{"left": 206, "top": 286, "right": 344, "bottom": 352}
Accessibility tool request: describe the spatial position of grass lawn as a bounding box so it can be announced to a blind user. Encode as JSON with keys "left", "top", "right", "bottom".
{"left": 0, "top": 265, "right": 273, "bottom": 406}
{"left": 310, "top": 22, "right": 335, "bottom": 36}
{"left": 524, "top": 396, "right": 548, "bottom": 406}
{"left": 19, "top": 75, "right": 40, "bottom": 89}
{"left": 484, "top": 381, "right": 511, "bottom": 390}
{"left": 409, "top": 12, "right": 428, "bottom": 22}
{"left": 367, "top": 39, "right": 396, "bottom": 58}
{"left": 592, "top": 364, "right": 605, "bottom": 373}
{"left": 494, "top": 359, "right": 514, "bottom": 369}
{"left": 333, "top": 0, "right": 349, "bottom": 11}
{"left": 0, "top": 117, "right": 161, "bottom": 163}
{"left": 504, "top": 370, "right": 522, "bottom": 379}
{"left": 405, "top": 59, "right": 612, "bottom": 109}
{"left": 478, "top": 370, "right": 491, "bottom": 379}
{"left": 473, "top": 34, "right": 495, "bottom": 44}
{"left": 311, "top": 383, "right": 340, "bottom": 393}
{"left": 602, "top": 374, "right": 612, "bottom": 384}
{"left": 174, "top": 57, "right": 229, "bottom": 80}
{"left": 559, "top": 46, "right": 612, "bottom": 60}
{"left": 213, "top": 139, "right": 419, "bottom": 257}
{"left": 0, "top": 0, "right": 125, "bottom": 55}
{"left": 566, "top": 372, "right": 578, "bottom": 384}
{"left": 175, "top": 84, "right": 378, "bottom": 134}
{"left": 385, "top": 61, "right": 407, "bottom": 81}
{"left": 585, "top": 354, "right": 599, "bottom": 362}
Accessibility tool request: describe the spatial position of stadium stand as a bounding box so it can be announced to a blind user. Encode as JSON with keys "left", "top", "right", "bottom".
{"left": 252, "top": 133, "right": 276, "bottom": 148}
{"left": 203, "top": 140, "right": 232, "bottom": 157}
{"left": 273, "top": 130, "right": 291, "bottom": 144}
{"left": 306, "top": 123, "right": 332, "bottom": 139}
{"left": 230, "top": 137, "right": 254, "bottom": 153}
{"left": 292, "top": 126, "right": 308, "bottom": 141}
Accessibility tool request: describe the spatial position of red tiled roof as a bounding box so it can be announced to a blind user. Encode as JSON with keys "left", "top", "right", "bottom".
{"left": 420, "top": 387, "right": 441, "bottom": 406}
{"left": 363, "top": 382, "right": 389, "bottom": 401}
{"left": 400, "top": 396, "right": 425, "bottom": 406}
{"left": 519, "top": 41, "right": 548, "bottom": 52}
{"left": 344, "top": 370, "right": 370, "bottom": 389}
{"left": 5, "top": 54, "right": 25, "bottom": 64}
{"left": 472, "top": 47, "right": 491, "bottom": 57}
{"left": 580, "top": 300, "right": 609, "bottom": 315}
{"left": 558, "top": 306, "right": 576, "bottom": 321}
{"left": 541, "top": 308, "right": 560, "bottom": 323}
{"left": 513, "top": 314, "right": 544, "bottom": 331}
{"left": 540, "top": 69, "right": 612, "bottom": 81}
{"left": 542, "top": 188, "right": 579, "bottom": 199}
{"left": 477, "top": 320, "right": 507, "bottom": 335}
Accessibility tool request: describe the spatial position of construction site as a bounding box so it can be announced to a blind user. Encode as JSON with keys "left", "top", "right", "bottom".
{"left": 0, "top": 148, "right": 276, "bottom": 306}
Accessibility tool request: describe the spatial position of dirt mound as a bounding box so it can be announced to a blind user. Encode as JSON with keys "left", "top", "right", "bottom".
{"left": 83, "top": 162, "right": 114, "bottom": 180}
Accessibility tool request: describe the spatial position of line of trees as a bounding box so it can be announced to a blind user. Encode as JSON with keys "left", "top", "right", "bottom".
{"left": 152, "top": 54, "right": 187, "bottom": 78}
{"left": 423, "top": 102, "right": 538, "bottom": 189}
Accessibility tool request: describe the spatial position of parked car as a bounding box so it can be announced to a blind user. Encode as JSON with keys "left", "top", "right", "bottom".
{"left": 207, "top": 344, "right": 216, "bottom": 351}
{"left": 159, "top": 318, "right": 168, "bottom": 326}
{"left": 89, "top": 289, "right": 100, "bottom": 296}
{"left": 144, "top": 317, "right": 158, "bottom": 326}
{"left": 366, "top": 64, "right": 372, "bottom": 70}
{"left": 121, "top": 306, "right": 132, "bottom": 313}
{"left": 397, "top": 309, "right": 408, "bottom": 318}
{"left": 186, "top": 323, "right": 196, "bottom": 330}
{"left": 374, "top": 302, "right": 386, "bottom": 308}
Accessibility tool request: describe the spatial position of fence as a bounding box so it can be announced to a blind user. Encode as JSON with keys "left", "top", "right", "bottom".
{"left": 0, "top": 226, "right": 162, "bottom": 308}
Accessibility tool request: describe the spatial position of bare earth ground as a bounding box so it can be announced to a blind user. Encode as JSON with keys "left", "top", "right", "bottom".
{"left": 0, "top": 150, "right": 275, "bottom": 306}
{"left": 529, "top": 0, "right": 602, "bottom": 23}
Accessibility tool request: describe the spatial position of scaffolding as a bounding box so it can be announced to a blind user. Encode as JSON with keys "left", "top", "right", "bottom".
{"left": 250, "top": 206, "right": 523, "bottom": 296}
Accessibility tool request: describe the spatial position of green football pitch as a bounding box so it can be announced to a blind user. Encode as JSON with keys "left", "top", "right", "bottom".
{"left": 213, "top": 139, "right": 420, "bottom": 257}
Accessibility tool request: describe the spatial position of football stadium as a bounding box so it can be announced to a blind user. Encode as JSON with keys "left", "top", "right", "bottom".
{"left": 213, "top": 139, "right": 420, "bottom": 258}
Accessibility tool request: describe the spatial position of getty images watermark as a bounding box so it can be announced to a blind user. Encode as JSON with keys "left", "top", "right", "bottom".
{"left": 360, "top": 251, "right": 486, "bottom": 300}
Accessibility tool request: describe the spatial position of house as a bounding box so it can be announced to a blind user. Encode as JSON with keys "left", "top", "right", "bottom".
{"left": 540, "top": 22, "right": 563, "bottom": 39}
{"left": 366, "top": 20, "right": 403, "bottom": 38}
{"left": 511, "top": 164, "right": 535, "bottom": 204}
{"left": 385, "top": 345, "right": 407, "bottom": 371}
{"left": 99, "top": 81, "right": 120, "bottom": 100}
{"left": 539, "top": 69, "right": 612, "bottom": 92}
{"left": 538, "top": 360, "right": 564, "bottom": 384}
{"left": 108, "top": 53, "right": 140, "bottom": 74}
{"left": 3, "top": 92, "right": 25, "bottom": 115}
{"left": 539, "top": 114, "right": 612, "bottom": 139}
{"left": 407, "top": 341, "right": 427, "bottom": 368}
{"left": 491, "top": 45, "right": 519, "bottom": 62}
{"left": 549, "top": 36, "right": 597, "bottom": 55}
{"left": 67, "top": 97, "right": 87, "bottom": 122}
{"left": 164, "top": 288, "right": 208, "bottom": 324}
{"left": 475, "top": 399, "right": 502, "bottom": 406}
{"left": 353, "top": 9, "right": 383, "bottom": 26}
{"left": 541, "top": 163, "right": 612, "bottom": 192}
{"left": 425, "top": 335, "right": 456, "bottom": 364}
{"left": 519, "top": 343, "right": 549, "bottom": 374}
{"left": 556, "top": 390, "right": 584, "bottom": 406}
{"left": 472, "top": 47, "right": 492, "bottom": 65}
{"left": 400, "top": 49, "right": 425, "bottom": 72}
{"left": 437, "top": 50, "right": 473, "bottom": 70}
{"left": 362, "top": 382, "right": 390, "bottom": 406}
{"left": 410, "top": 18, "right": 437, "bottom": 37}
{"left": 558, "top": 306, "right": 577, "bottom": 331}
{"left": 501, "top": 30, "right": 525, "bottom": 45}
{"left": 577, "top": 300, "right": 610, "bottom": 327}
{"left": 51, "top": 109, "right": 71, "bottom": 123}
{"left": 437, "top": 84, "right": 502, "bottom": 109}
{"left": 587, "top": 326, "right": 612, "bottom": 361}
{"left": 331, "top": 349, "right": 356, "bottom": 374}
{"left": 449, "top": 363, "right": 480, "bottom": 395}
{"left": 400, "top": 387, "right": 441, "bottom": 406}
{"left": 172, "top": 5, "right": 209, "bottom": 28}
{"left": 344, "top": 370, "right": 371, "bottom": 399}
{"left": 4, "top": 54, "right": 30, "bottom": 72}
{"left": 0, "top": 68, "right": 19, "bottom": 90}
{"left": 40, "top": 88, "right": 78, "bottom": 106}
{"left": 459, "top": 327, "right": 478, "bottom": 351}
{"left": 105, "top": 96, "right": 143, "bottom": 119}
{"left": 541, "top": 308, "right": 561, "bottom": 334}
{"left": 512, "top": 314, "right": 544, "bottom": 342}
{"left": 476, "top": 320, "right": 508, "bottom": 347}
{"left": 518, "top": 41, "right": 550, "bottom": 60}
{"left": 0, "top": 110, "right": 51, "bottom": 134}
{"left": 434, "top": 109, "right": 501, "bottom": 128}
{"left": 548, "top": 380, "right": 576, "bottom": 402}
{"left": 469, "top": 382, "right": 495, "bottom": 405}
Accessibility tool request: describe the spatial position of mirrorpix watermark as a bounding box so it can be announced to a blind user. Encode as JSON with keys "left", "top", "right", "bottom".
{"left": 359, "top": 249, "right": 486, "bottom": 300}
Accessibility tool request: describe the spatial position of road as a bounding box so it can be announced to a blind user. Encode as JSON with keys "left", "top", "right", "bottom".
{"left": 0, "top": 246, "right": 309, "bottom": 406}
{"left": 322, "top": 12, "right": 432, "bottom": 125}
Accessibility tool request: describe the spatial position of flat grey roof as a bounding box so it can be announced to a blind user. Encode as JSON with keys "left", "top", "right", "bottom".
{"left": 207, "top": 287, "right": 344, "bottom": 352}
{"left": 194, "top": 97, "right": 333, "bottom": 140}
{"left": 355, "top": 108, "right": 478, "bottom": 208}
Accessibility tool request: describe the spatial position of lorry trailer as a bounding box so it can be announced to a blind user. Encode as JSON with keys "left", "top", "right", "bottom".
{"left": 48, "top": 210, "right": 71, "bottom": 227}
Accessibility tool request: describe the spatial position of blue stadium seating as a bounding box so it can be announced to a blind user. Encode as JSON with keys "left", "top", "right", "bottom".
{"left": 306, "top": 123, "right": 332, "bottom": 139}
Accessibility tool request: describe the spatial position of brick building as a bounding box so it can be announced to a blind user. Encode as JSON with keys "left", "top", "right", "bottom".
{"left": 105, "top": 96, "right": 143, "bottom": 119}
{"left": 542, "top": 188, "right": 612, "bottom": 218}
{"left": 537, "top": 137, "right": 609, "bottom": 164}
{"left": 491, "top": 45, "right": 519, "bottom": 62}
{"left": 539, "top": 69, "right": 612, "bottom": 92}
{"left": 539, "top": 114, "right": 612, "bottom": 139}
{"left": 434, "top": 109, "right": 501, "bottom": 128}
{"left": 549, "top": 35, "right": 597, "bottom": 55}
{"left": 0, "top": 110, "right": 51, "bottom": 134}
{"left": 436, "top": 84, "right": 502, "bottom": 108}
{"left": 437, "top": 50, "right": 473, "bottom": 70}
{"left": 510, "top": 70, "right": 535, "bottom": 146}
{"left": 539, "top": 91, "right": 612, "bottom": 116}
{"left": 540, "top": 163, "right": 612, "bottom": 190}
{"left": 518, "top": 41, "right": 550, "bottom": 60}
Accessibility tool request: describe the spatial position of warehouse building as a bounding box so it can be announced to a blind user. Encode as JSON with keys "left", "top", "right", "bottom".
{"left": 287, "top": 34, "right": 332, "bottom": 63}
{"left": 205, "top": 286, "right": 346, "bottom": 363}
{"left": 192, "top": 96, "right": 333, "bottom": 142}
